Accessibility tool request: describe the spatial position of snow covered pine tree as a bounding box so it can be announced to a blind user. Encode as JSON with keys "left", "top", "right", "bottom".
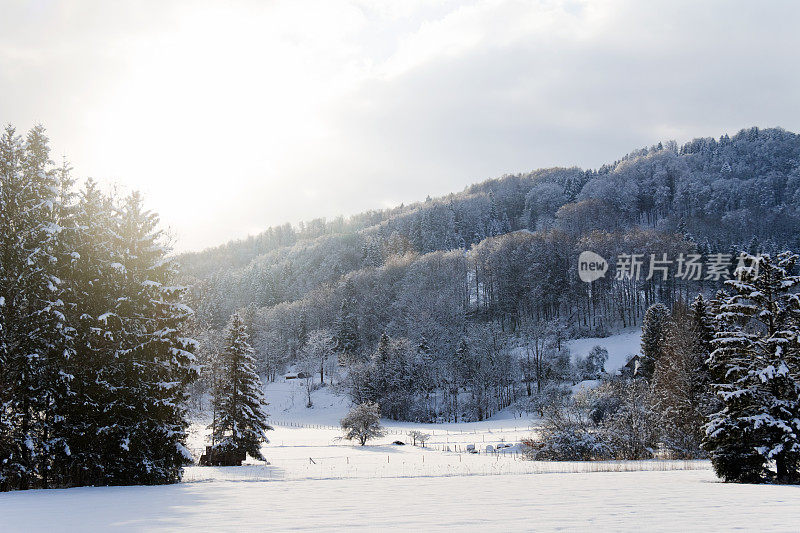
{"left": 0, "top": 125, "right": 72, "bottom": 490}
{"left": 704, "top": 252, "right": 800, "bottom": 483}
{"left": 102, "top": 192, "right": 198, "bottom": 485}
{"left": 1, "top": 126, "right": 199, "bottom": 490}
{"left": 209, "top": 312, "right": 272, "bottom": 464}
{"left": 55, "top": 178, "right": 122, "bottom": 486}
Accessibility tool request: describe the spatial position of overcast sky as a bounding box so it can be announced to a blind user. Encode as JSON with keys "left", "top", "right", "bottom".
{"left": 2, "top": 0, "right": 799, "bottom": 251}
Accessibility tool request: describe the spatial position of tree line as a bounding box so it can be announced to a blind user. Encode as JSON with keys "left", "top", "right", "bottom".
{"left": 528, "top": 253, "right": 800, "bottom": 484}
{"left": 181, "top": 127, "right": 800, "bottom": 328}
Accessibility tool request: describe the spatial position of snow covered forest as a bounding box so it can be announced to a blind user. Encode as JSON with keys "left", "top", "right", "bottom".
{"left": 179, "top": 127, "right": 800, "bottom": 429}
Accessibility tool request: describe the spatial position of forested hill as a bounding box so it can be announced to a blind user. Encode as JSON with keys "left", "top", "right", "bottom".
{"left": 180, "top": 125, "right": 800, "bottom": 423}
{"left": 180, "top": 126, "right": 800, "bottom": 321}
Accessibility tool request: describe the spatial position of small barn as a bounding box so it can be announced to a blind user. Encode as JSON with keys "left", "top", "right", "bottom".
{"left": 198, "top": 446, "right": 246, "bottom": 467}
{"left": 620, "top": 354, "right": 642, "bottom": 378}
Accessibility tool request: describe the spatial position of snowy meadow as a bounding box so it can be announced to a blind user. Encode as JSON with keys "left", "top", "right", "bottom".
{"left": 3, "top": 402, "right": 799, "bottom": 533}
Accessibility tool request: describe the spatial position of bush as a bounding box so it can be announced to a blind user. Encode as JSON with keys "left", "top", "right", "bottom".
{"left": 523, "top": 391, "right": 612, "bottom": 461}
{"left": 523, "top": 379, "right": 659, "bottom": 461}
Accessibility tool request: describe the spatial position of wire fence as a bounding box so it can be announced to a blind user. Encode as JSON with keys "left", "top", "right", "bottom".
{"left": 182, "top": 458, "right": 711, "bottom": 483}
{"left": 269, "top": 419, "right": 536, "bottom": 437}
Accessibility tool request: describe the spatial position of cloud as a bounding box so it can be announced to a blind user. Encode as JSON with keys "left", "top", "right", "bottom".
{"left": 2, "top": 0, "right": 799, "bottom": 251}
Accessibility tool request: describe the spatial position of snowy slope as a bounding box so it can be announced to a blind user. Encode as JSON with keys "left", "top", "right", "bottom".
{"left": 188, "top": 376, "right": 539, "bottom": 466}
{"left": 566, "top": 328, "right": 642, "bottom": 373}
{"left": 261, "top": 376, "right": 530, "bottom": 429}
{"left": 187, "top": 330, "right": 644, "bottom": 464}
{"left": 266, "top": 379, "right": 352, "bottom": 427}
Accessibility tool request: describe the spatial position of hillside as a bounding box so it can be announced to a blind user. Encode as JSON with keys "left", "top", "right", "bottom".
{"left": 181, "top": 126, "right": 800, "bottom": 424}
{"left": 181, "top": 127, "right": 800, "bottom": 322}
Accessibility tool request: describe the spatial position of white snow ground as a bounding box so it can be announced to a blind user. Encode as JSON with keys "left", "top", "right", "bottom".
{"left": 4, "top": 470, "right": 799, "bottom": 532}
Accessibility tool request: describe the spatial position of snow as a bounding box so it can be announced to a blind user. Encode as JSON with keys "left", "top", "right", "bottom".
{"left": 3, "top": 470, "right": 799, "bottom": 532}
{"left": 184, "top": 377, "right": 690, "bottom": 483}
{"left": 571, "top": 379, "right": 601, "bottom": 394}
{"left": 6, "top": 362, "right": 797, "bottom": 531}
{"left": 566, "top": 328, "right": 642, "bottom": 373}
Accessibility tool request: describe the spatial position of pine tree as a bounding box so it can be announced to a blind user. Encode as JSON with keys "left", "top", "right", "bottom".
{"left": 651, "top": 299, "right": 713, "bottom": 458}
{"left": 640, "top": 303, "right": 671, "bottom": 380}
{"left": 107, "top": 192, "right": 198, "bottom": 484}
{"left": 704, "top": 253, "right": 800, "bottom": 483}
{"left": 335, "top": 289, "right": 360, "bottom": 364}
{"left": 690, "top": 294, "right": 714, "bottom": 356}
{"left": 0, "top": 125, "right": 25, "bottom": 491}
{"left": 370, "top": 333, "right": 412, "bottom": 420}
{"left": 0, "top": 125, "right": 70, "bottom": 490}
{"left": 1, "top": 125, "right": 198, "bottom": 490}
{"left": 414, "top": 337, "right": 438, "bottom": 420}
{"left": 211, "top": 312, "right": 272, "bottom": 461}
{"left": 448, "top": 338, "right": 469, "bottom": 422}
{"left": 55, "top": 179, "right": 120, "bottom": 486}
{"left": 487, "top": 192, "right": 503, "bottom": 237}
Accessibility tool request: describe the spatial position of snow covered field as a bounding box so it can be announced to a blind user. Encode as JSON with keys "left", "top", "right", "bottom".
{"left": 185, "top": 378, "right": 550, "bottom": 481}
{"left": 3, "top": 333, "right": 797, "bottom": 532}
{"left": 4, "top": 469, "right": 799, "bottom": 531}
{"left": 179, "top": 376, "right": 701, "bottom": 482}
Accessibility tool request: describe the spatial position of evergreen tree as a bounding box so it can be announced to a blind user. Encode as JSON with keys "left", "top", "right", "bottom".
{"left": 56, "top": 179, "right": 121, "bottom": 486}
{"left": 487, "top": 192, "right": 503, "bottom": 237}
{"left": 690, "top": 294, "right": 714, "bottom": 356}
{"left": 211, "top": 312, "right": 272, "bottom": 461}
{"left": 651, "top": 299, "right": 713, "bottom": 458}
{"left": 370, "top": 333, "right": 412, "bottom": 420}
{"left": 0, "top": 125, "right": 27, "bottom": 491}
{"left": 1, "top": 124, "right": 198, "bottom": 490}
{"left": 413, "top": 337, "right": 438, "bottom": 420}
{"left": 335, "top": 291, "right": 360, "bottom": 364}
{"left": 107, "top": 192, "right": 198, "bottom": 484}
{"left": 704, "top": 253, "right": 800, "bottom": 483}
{"left": 448, "top": 338, "right": 470, "bottom": 422}
{"left": 640, "top": 303, "right": 671, "bottom": 380}
{"left": 0, "top": 125, "right": 70, "bottom": 490}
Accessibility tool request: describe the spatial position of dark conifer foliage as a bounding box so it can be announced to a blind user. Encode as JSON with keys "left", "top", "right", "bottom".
{"left": 0, "top": 125, "right": 197, "bottom": 491}
{"left": 704, "top": 253, "right": 800, "bottom": 483}
{"left": 640, "top": 303, "right": 671, "bottom": 380}
{"left": 650, "top": 299, "right": 715, "bottom": 458}
{"left": 210, "top": 312, "right": 272, "bottom": 461}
